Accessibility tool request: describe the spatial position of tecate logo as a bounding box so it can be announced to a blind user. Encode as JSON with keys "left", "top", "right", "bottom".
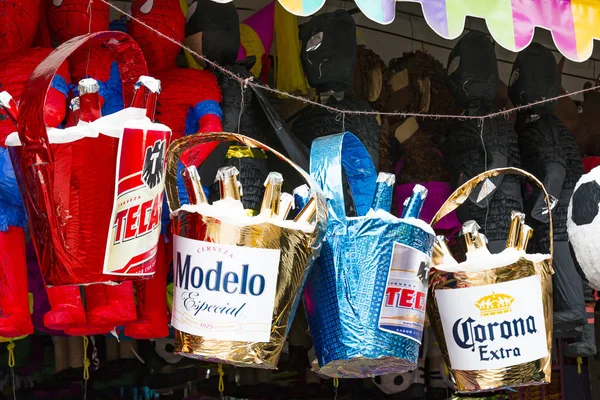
{"left": 113, "top": 192, "right": 161, "bottom": 244}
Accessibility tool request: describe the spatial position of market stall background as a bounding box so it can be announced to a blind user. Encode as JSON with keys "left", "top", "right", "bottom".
{"left": 0, "top": 0, "right": 599, "bottom": 399}
{"left": 112, "top": 0, "right": 600, "bottom": 100}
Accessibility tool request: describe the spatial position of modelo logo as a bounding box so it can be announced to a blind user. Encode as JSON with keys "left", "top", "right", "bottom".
{"left": 176, "top": 252, "right": 266, "bottom": 296}
{"left": 451, "top": 293, "right": 538, "bottom": 362}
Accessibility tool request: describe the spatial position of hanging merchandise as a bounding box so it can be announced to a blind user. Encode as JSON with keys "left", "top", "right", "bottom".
{"left": 350, "top": 45, "right": 389, "bottom": 112}
{"left": 185, "top": 0, "right": 309, "bottom": 215}
{"left": 129, "top": 0, "right": 224, "bottom": 240}
{"left": 427, "top": 168, "right": 553, "bottom": 393}
{"left": 444, "top": 31, "right": 524, "bottom": 254}
{"left": 553, "top": 58, "right": 583, "bottom": 150}
{"left": 274, "top": 1, "right": 309, "bottom": 96}
{"left": 275, "top": 0, "right": 600, "bottom": 63}
{"left": 292, "top": 11, "right": 380, "bottom": 169}
{"left": 0, "top": 55, "right": 88, "bottom": 333}
{"left": 130, "top": 0, "right": 223, "bottom": 142}
{"left": 0, "top": 0, "right": 40, "bottom": 60}
{"left": 508, "top": 43, "right": 589, "bottom": 346}
{"left": 0, "top": 1, "right": 73, "bottom": 337}
{"left": 5, "top": 32, "right": 169, "bottom": 287}
{"left": 237, "top": 2, "right": 275, "bottom": 81}
{"left": 47, "top": 0, "right": 109, "bottom": 43}
{"left": 46, "top": 0, "right": 132, "bottom": 119}
{"left": 575, "top": 78, "right": 600, "bottom": 158}
{"left": 185, "top": 0, "right": 272, "bottom": 214}
{"left": 305, "top": 132, "right": 435, "bottom": 378}
{"left": 568, "top": 166, "right": 600, "bottom": 290}
{"left": 382, "top": 51, "right": 459, "bottom": 237}
{"left": 166, "top": 132, "right": 326, "bottom": 368}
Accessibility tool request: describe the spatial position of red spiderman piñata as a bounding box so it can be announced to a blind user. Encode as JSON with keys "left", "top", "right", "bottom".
{"left": 0, "top": 0, "right": 72, "bottom": 338}
{"left": 127, "top": 0, "right": 223, "bottom": 339}
{"left": 44, "top": 0, "right": 153, "bottom": 337}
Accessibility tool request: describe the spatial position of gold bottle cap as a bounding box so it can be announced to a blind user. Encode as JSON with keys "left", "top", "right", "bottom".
{"left": 216, "top": 166, "right": 242, "bottom": 200}
{"left": 294, "top": 196, "right": 316, "bottom": 223}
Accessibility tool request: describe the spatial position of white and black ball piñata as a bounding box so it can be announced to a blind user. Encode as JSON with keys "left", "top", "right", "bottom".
{"left": 152, "top": 338, "right": 182, "bottom": 365}
{"left": 372, "top": 369, "right": 417, "bottom": 395}
{"left": 568, "top": 166, "right": 600, "bottom": 290}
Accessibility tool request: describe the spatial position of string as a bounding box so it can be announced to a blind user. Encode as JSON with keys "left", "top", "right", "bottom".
{"left": 238, "top": 78, "right": 251, "bottom": 133}
{"left": 7, "top": 340, "right": 15, "bottom": 400}
{"left": 101, "top": 0, "right": 600, "bottom": 121}
{"left": 409, "top": 15, "right": 415, "bottom": 52}
{"left": 335, "top": 112, "right": 346, "bottom": 132}
{"left": 479, "top": 118, "right": 490, "bottom": 235}
{"left": 83, "top": 336, "right": 90, "bottom": 400}
{"left": 7, "top": 340, "right": 15, "bottom": 368}
{"left": 86, "top": 0, "right": 94, "bottom": 78}
{"left": 217, "top": 363, "right": 224, "bottom": 399}
{"left": 333, "top": 377, "right": 339, "bottom": 400}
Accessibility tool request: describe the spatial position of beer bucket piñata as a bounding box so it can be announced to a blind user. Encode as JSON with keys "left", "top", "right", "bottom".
{"left": 427, "top": 168, "right": 554, "bottom": 393}
{"left": 166, "top": 132, "right": 327, "bottom": 369}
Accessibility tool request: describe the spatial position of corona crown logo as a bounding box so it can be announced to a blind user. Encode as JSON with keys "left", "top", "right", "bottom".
{"left": 474, "top": 293, "right": 514, "bottom": 317}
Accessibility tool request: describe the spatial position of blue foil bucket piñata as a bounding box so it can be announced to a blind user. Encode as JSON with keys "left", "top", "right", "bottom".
{"left": 303, "top": 132, "right": 435, "bottom": 378}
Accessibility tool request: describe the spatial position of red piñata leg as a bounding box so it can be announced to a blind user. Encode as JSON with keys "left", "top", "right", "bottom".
{"left": 125, "top": 235, "right": 169, "bottom": 339}
{"left": 0, "top": 227, "right": 33, "bottom": 337}
{"left": 44, "top": 285, "right": 86, "bottom": 331}
{"left": 86, "top": 281, "right": 137, "bottom": 327}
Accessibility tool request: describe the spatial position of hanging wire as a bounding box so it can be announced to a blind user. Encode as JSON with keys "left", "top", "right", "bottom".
{"left": 478, "top": 119, "right": 491, "bottom": 235}
{"left": 100, "top": 0, "right": 600, "bottom": 122}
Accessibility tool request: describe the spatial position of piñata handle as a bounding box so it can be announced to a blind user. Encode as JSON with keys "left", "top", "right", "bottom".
{"left": 165, "top": 132, "right": 326, "bottom": 226}
{"left": 15, "top": 32, "right": 147, "bottom": 272}
{"left": 430, "top": 167, "right": 554, "bottom": 258}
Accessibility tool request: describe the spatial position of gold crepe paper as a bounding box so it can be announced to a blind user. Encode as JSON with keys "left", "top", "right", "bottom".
{"left": 166, "top": 132, "right": 327, "bottom": 369}
{"left": 427, "top": 167, "right": 554, "bottom": 393}
{"left": 226, "top": 145, "right": 268, "bottom": 159}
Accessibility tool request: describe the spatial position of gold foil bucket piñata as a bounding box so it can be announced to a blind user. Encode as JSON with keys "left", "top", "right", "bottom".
{"left": 426, "top": 168, "right": 554, "bottom": 393}
{"left": 165, "top": 133, "right": 327, "bottom": 369}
